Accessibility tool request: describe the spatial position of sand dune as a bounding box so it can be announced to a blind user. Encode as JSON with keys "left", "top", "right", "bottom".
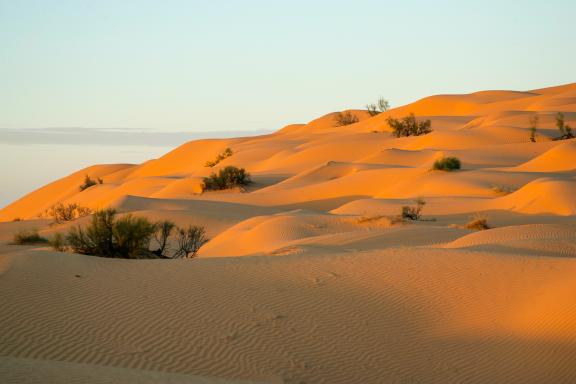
{"left": 1, "top": 83, "right": 576, "bottom": 383}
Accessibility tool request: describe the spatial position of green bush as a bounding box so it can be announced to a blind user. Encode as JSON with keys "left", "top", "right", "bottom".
{"left": 49, "top": 233, "right": 68, "bottom": 252}
{"left": 432, "top": 157, "right": 461, "bottom": 171}
{"left": 13, "top": 230, "right": 48, "bottom": 245}
{"left": 67, "top": 209, "right": 208, "bottom": 259}
{"left": 205, "top": 148, "right": 234, "bottom": 167}
{"left": 387, "top": 113, "right": 432, "bottom": 137}
{"left": 203, "top": 166, "right": 251, "bottom": 191}
{"left": 80, "top": 175, "right": 103, "bottom": 191}
{"left": 334, "top": 111, "right": 359, "bottom": 126}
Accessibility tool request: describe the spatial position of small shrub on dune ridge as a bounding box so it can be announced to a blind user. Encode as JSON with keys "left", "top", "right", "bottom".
{"left": 432, "top": 157, "right": 461, "bottom": 171}
{"left": 366, "top": 97, "right": 390, "bottom": 116}
{"left": 387, "top": 113, "right": 432, "bottom": 137}
{"left": 334, "top": 111, "right": 359, "bottom": 126}
{"left": 205, "top": 148, "right": 234, "bottom": 168}
{"left": 80, "top": 175, "right": 103, "bottom": 191}
{"left": 203, "top": 166, "right": 252, "bottom": 191}
{"left": 13, "top": 230, "right": 48, "bottom": 245}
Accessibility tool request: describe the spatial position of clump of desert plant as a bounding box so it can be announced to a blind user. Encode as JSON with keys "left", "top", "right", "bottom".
{"left": 401, "top": 198, "right": 426, "bottom": 221}
{"left": 80, "top": 175, "right": 103, "bottom": 191}
{"left": 12, "top": 217, "right": 22, "bottom": 222}
{"left": 334, "top": 111, "right": 359, "bottom": 126}
{"left": 465, "top": 214, "right": 490, "bottom": 231}
{"left": 45, "top": 203, "right": 92, "bottom": 224}
{"left": 554, "top": 112, "right": 574, "bottom": 140}
{"left": 203, "top": 166, "right": 252, "bottom": 191}
{"left": 387, "top": 113, "right": 432, "bottom": 137}
{"left": 529, "top": 114, "right": 539, "bottom": 143}
{"left": 366, "top": 97, "right": 390, "bottom": 116}
{"left": 173, "top": 225, "right": 208, "bottom": 258}
{"left": 491, "top": 185, "right": 516, "bottom": 195}
{"left": 151, "top": 220, "right": 175, "bottom": 258}
{"left": 68, "top": 209, "right": 156, "bottom": 258}
{"left": 66, "top": 209, "right": 208, "bottom": 259}
{"left": 205, "top": 147, "right": 234, "bottom": 167}
{"left": 12, "top": 230, "right": 48, "bottom": 245}
{"left": 49, "top": 233, "right": 68, "bottom": 252}
{"left": 432, "top": 157, "right": 461, "bottom": 171}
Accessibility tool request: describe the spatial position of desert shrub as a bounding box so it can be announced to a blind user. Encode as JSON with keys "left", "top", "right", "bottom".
{"left": 366, "top": 97, "right": 390, "bottom": 116}
{"left": 432, "top": 157, "right": 461, "bottom": 171}
{"left": 387, "top": 113, "right": 432, "bottom": 137}
{"left": 151, "top": 220, "right": 175, "bottom": 258}
{"left": 46, "top": 203, "right": 92, "bottom": 224}
{"left": 67, "top": 209, "right": 207, "bottom": 259}
{"left": 173, "top": 225, "right": 208, "bottom": 258}
{"left": 334, "top": 111, "right": 359, "bottom": 126}
{"left": 203, "top": 166, "right": 251, "bottom": 191}
{"left": 205, "top": 147, "right": 234, "bottom": 167}
{"left": 49, "top": 233, "right": 68, "bottom": 252}
{"left": 12, "top": 217, "right": 22, "bottom": 222}
{"left": 529, "top": 114, "right": 539, "bottom": 143}
{"left": 80, "top": 175, "right": 103, "bottom": 191}
{"left": 491, "top": 185, "right": 516, "bottom": 195}
{"left": 13, "top": 230, "right": 48, "bottom": 245}
{"left": 555, "top": 112, "right": 574, "bottom": 140}
{"left": 465, "top": 214, "right": 490, "bottom": 231}
{"left": 401, "top": 198, "right": 426, "bottom": 221}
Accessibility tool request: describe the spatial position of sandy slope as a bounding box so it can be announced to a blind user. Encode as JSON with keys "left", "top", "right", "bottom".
{"left": 1, "top": 83, "right": 576, "bottom": 383}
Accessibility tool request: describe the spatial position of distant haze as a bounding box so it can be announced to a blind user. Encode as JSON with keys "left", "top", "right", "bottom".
{"left": 0, "top": 128, "right": 269, "bottom": 208}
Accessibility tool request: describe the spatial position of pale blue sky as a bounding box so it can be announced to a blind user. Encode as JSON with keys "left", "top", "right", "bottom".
{"left": 1, "top": 0, "right": 574, "bottom": 131}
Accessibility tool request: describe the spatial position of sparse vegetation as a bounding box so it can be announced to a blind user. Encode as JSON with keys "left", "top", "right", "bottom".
{"left": 203, "top": 166, "right": 252, "bottom": 191}
{"left": 205, "top": 148, "right": 234, "bottom": 167}
{"left": 387, "top": 113, "right": 432, "bottom": 137}
{"left": 12, "top": 217, "right": 22, "bottom": 222}
{"left": 465, "top": 214, "right": 490, "bottom": 231}
{"left": 80, "top": 175, "right": 103, "bottom": 191}
{"left": 334, "top": 111, "right": 359, "bottom": 126}
{"left": 366, "top": 97, "right": 390, "bottom": 116}
{"left": 45, "top": 203, "right": 92, "bottom": 224}
{"left": 401, "top": 198, "right": 426, "bottom": 221}
{"left": 529, "top": 114, "right": 539, "bottom": 143}
{"left": 432, "top": 157, "right": 461, "bottom": 171}
{"left": 554, "top": 112, "right": 574, "bottom": 140}
{"left": 491, "top": 185, "right": 516, "bottom": 195}
{"left": 173, "top": 225, "right": 208, "bottom": 258}
{"left": 49, "top": 233, "right": 68, "bottom": 252}
{"left": 66, "top": 209, "right": 208, "bottom": 259}
{"left": 13, "top": 230, "right": 48, "bottom": 245}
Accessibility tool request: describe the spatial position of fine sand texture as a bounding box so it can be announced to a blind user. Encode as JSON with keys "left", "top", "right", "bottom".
{"left": 1, "top": 83, "right": 576, "bottom": 383}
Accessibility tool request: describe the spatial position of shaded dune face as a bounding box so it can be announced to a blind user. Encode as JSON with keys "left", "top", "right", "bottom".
{"left": 1, "top": 83, "right": 576, "bottom": 384}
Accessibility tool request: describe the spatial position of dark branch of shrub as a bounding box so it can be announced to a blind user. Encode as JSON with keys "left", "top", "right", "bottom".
{"left": 173, "top": 225, "right": 208, "bottom": 259}
{"left": 366, "top": 98, "right": 390, "bottom": 117}
{"left": 152, "top": 220, "right": 175, "bottom": 258}
{"left": 432, "top": 157, "right": 461, "bottom": 171}
{"left": 334, "top": 111, "right": 359, "bottom": 126}
{"left": 80, "top": 175, "right": 103, "bottom": 191}
{"left": 529, "top": 114, "right": 539, "bottom": 143}
{"left": 401, "top": 199, "right": 426, "bottom": 221}
{"left": 12, "top": 230, "right": 48, "bottom": 245}
{"left": 554, "top": 112, "right": 574, "bottom": 140}
{"left": 203, "top": 166, "right": 252, "bottom": 191}
{"left": 205, "top": 147, "right": 234, "bottom": 168}
{"left": 387, "top": 113, "right": 432, "bottom": 137}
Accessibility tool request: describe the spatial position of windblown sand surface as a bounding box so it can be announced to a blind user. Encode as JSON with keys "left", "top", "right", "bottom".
{"left": 1, "top": 83, "right": 576, "bottom": 383}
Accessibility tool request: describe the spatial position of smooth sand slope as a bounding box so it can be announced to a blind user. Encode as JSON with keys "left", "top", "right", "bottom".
{"left": 1, "top": 83, "right": 576, "bottom": 383}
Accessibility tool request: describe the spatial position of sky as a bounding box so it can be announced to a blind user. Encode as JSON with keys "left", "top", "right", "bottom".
{"left": 1, "top": 0, "right": 575, "bottom": 132}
